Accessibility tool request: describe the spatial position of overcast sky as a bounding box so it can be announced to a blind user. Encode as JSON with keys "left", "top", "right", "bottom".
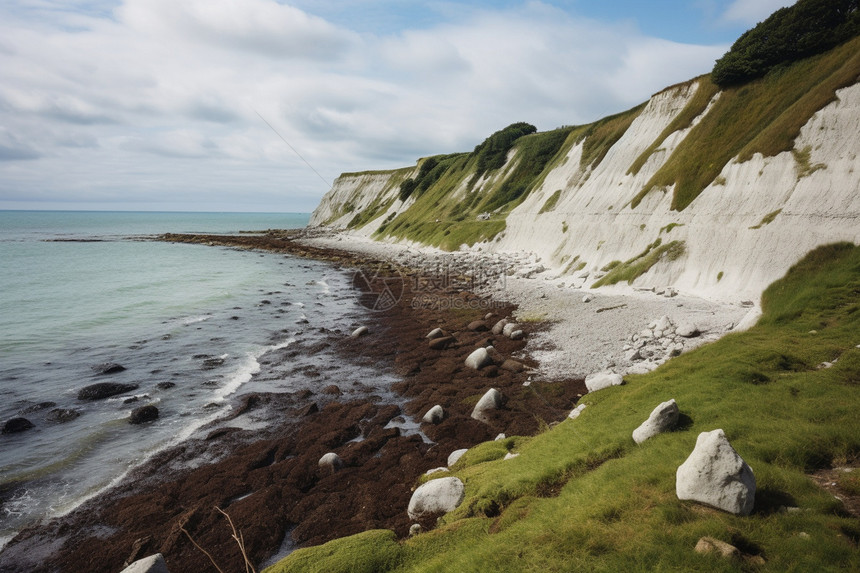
{"left": 0, "top": 0, "right": 795, "bottom": 213}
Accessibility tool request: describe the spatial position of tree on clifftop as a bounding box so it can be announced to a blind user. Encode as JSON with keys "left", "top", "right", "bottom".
{"left": 713, "top": 0, "right": 860, "bottom": 87}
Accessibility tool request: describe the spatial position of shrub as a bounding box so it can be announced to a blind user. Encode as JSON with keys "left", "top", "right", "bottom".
{"left": 472, "top": 122, "right": 537, "bottom": 178}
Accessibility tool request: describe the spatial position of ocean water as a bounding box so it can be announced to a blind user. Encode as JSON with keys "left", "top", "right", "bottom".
{"left": 0, "top": 211, "right": 385, "bottom": 548}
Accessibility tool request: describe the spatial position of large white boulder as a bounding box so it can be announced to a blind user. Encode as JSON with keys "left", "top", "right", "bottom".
{"left": 407, "top": 477, "right": 465, "bottom": 520}
{"left": 465, "top": 347, "right": 492, "bottom": 370}
{"left": 584, "top": 372, "right": 624, "bottom": 393}
{"left": 471, "top": 388, "right": 504, "bottom": 423}
{"left": 676, "top": 429, "right": 756, "bottom": 515}
{"left": 120, "top": 554, "right": 170, "bottom": 573}
{"left": 632, "top": 399, "right": 679, "bottom": 444}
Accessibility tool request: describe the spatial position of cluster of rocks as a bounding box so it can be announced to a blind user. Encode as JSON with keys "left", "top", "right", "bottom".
{"left": 403, "top": 317, "right": 529, "bottom": 524}
{"left": 569, "top": 394, "right": 756, "bottom": 518}
{"left": 620, "top": 315, "right": 701, "bottom": 374}
{"left": 2, "top": 364, "right": 164, "bottom": 436}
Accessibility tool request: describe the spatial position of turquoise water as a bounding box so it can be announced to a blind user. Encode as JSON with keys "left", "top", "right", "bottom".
{"left": 0, "top": 211, "right": 386, "bottom": 548}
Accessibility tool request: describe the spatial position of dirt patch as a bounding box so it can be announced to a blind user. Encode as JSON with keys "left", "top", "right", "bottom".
{"left": 809, "top": 466, "right": 860, "bottom": 518}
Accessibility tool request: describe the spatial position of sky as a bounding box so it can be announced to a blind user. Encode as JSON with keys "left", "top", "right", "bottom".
{"left": 0, "top": 0, "right": 796, "bottom": 213}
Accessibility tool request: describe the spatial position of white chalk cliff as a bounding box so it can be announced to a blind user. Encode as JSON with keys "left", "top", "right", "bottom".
{"left": 310, "top": 77, "right": 860, "bottom": 302}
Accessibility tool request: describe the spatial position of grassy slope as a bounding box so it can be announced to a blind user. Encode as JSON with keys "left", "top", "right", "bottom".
{"left": 266, "top": 243, "right": 860, "bottom": 572}
{"left": 632, "top": 36, "right": 860, "bottom": 211}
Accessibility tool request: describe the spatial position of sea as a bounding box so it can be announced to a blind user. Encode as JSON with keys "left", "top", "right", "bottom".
{"left": 0, "top": 210, "right": 393, "bottom": 550}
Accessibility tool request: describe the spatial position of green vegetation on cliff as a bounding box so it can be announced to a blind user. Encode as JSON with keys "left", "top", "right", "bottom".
{"left": 592, "top": 239, "right": 686, "bottom": 288}
{"left": 632, "top": 35, "right": 860, "bottom": 211}
{"left": 266, "top": 243, "right": 860, "bottom": 572}
{"left": 376, "top": 125, "right": 575, "bottom": 250}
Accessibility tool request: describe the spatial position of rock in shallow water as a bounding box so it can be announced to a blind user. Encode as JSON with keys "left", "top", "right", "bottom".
{"left": 129, "top": 405, "right": 159, "bottom": 425}
{"left": 47, "top": 408, "right": 81, "bottom": 423}
{"left": 91, "top": 362, "right": 126, "bottom": 376}
{"left": 78, "top": 382, "right": 139, "bottom": 401}
{"left": 2, "top": 417, "right": 35, "bottom": 434}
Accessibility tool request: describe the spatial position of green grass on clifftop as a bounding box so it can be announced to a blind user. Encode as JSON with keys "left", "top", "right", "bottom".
{"left": 265, "top": 243, "right": 860, "bottom": 572}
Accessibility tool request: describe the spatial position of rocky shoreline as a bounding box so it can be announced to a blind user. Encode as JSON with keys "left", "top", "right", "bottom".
{"left": 0, "top": 230, "right": 586, "bottom": 573}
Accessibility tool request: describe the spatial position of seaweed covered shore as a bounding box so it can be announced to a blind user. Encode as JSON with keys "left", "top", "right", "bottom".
{"left": 0, "top": 230, "right": 585, "bottom": 573}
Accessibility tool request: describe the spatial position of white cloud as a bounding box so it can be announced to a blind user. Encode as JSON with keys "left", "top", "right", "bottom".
{"left": 0, "top": 0, "right": 732, "bottom": 211}
{"left": 721, "top": 0, "right": 795, "bottom": 25}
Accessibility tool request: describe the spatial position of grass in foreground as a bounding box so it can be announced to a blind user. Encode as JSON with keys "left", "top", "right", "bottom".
{"left": 266, "top": 243, "right": 860, "bottom": 572}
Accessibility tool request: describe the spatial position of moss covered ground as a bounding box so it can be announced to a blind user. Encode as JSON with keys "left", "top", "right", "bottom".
{"left": 265, "top": 243, "right": 860, "bottom": 572}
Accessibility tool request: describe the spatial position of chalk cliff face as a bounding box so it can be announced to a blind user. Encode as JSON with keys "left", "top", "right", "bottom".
{"left": 310, "top": 76, "right": 860, "bottom": 301}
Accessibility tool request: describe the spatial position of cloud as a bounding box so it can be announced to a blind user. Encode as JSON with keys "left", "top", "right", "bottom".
{"left": 117, "top": 0, "right": 359, "bottom": 60}
{"left": 721, "top": 0, "right": 796, "bottom": 25}
{"left": 0, "top": 0, "right": 734, "bottom": 212}
{"left": 0, "top": 128, "right": 40, "bottom": 160}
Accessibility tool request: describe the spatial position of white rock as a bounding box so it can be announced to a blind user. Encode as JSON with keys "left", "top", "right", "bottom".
{"left": 491, "top": 319, "right": 508, "bottom": 335}
{"left": 675, "top": 322, "right": 700, "bottom": 338}
{"left": 465, "top": 347, "right": 492, "bottom": 370}
{"left": 627, "top": 363, "right": 658, "bottom": 375}
{"left": 409, "top": 524, "right": 422, "bottom": 536}
{"left": 625, "top": 348, "right": 642, "bottom": 361}
{"left": 424, "top": 467, "right": 449, "bottom": 475}
{"left": 318, "top": 452, "right": 343, "bottom": 472}
{"left": 426, "top": 328, "right": 444, "bottom": 339}
{"left": 471, "top": 388, "right": 504, "bottom": 423}
{"left": 585, "top": 372, "right": 624, "bottom": 393}
{"left": 582, "top": 294, "right": 594, "bottom": 303}
{"left": 447, "top": 448, "right": 468, "bottom": 467}
{"left": 120, "top": 554, "right": 169, "bottom": 573}
{"left": 655, "top": 316, "right": 673, "bottom": 332}
{"left": 640, "top": 329, "right": 654, "bottom": 339}
{"left": 494, "top": 433, "right": 506, "bottom": 441}
{"left": 632, "top": 399, "right": 680, "bottom": 444}
{"left": 568, "top": 403, "right": 587, "bottom": 420}
{"left": 407, "top": 477, "right": 465, "bottom": 520}
{"left": 504, "top": 453, "right": 520, "bottom": 460}
{"left": 422, "top": 405, "right": 444, "bottom": 424}
{"left": 350, "top": 326, "right": 369, "bottom": 338}
{"left": 509, "top": 330, "right": 525, "bottom": 341}
{"left": 502, "top": 322, "right": 519, "bottom": 337}
{"left": 676, "top": 429, "right": 756, "bottom": 515}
